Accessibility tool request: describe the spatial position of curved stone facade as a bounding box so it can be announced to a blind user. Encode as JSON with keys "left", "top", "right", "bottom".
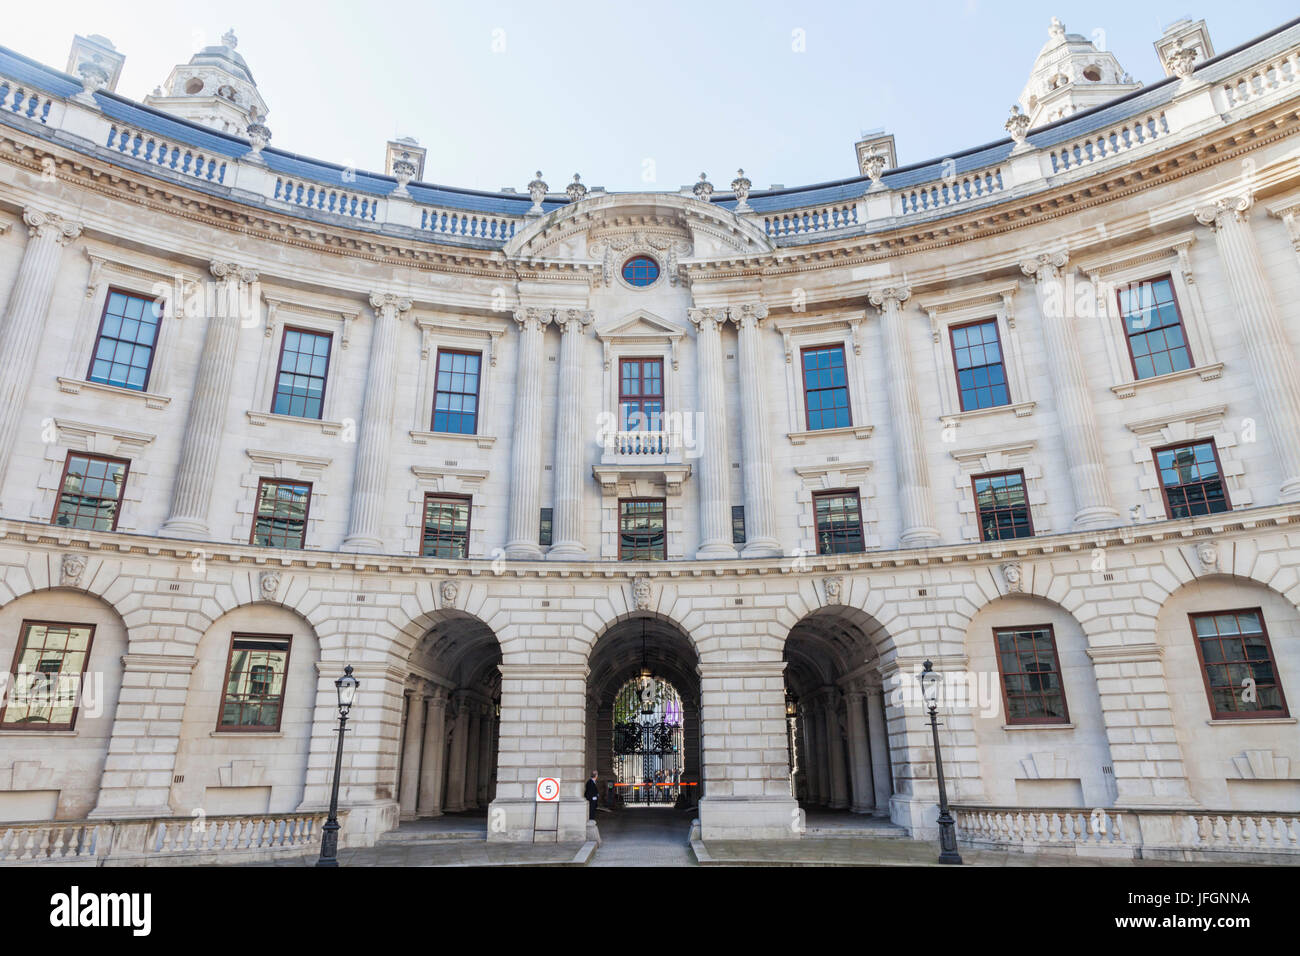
{"left": 1, "top": 18, "right": 1300, "bottom": 858}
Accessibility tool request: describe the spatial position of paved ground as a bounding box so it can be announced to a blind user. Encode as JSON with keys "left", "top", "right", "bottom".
{"left": 588, "top": 807, "right": 697, "bottom": 867}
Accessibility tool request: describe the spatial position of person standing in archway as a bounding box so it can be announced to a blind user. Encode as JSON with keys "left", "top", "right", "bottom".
{"left": 585, "top": 770, "right": 600, "bottom": 819}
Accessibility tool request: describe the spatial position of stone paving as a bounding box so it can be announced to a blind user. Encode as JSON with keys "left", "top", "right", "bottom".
{"left": 587, "top": 808, "right": 697, "bottom": 867}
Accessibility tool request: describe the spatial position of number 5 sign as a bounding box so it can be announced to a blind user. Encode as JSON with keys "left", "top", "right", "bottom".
{"left": 536, "top": 777, "right": 560, "bottom": 802}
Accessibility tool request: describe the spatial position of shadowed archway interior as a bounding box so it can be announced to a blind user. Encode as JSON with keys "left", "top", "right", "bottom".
{"left": 586, "top": 615, "right": 701, "bottom": 809}
{"left": 783, "top": 607, "right": 894, "bottom": 815}
{"left": 396, "top": 612, "right": 502, "bottom": 820}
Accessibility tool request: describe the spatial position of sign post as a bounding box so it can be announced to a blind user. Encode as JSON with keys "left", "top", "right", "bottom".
{"left": 532, "top": 776, "right": 560, "bottom": 843}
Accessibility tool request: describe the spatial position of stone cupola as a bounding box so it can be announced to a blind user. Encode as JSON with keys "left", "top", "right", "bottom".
{"left": 143, "top": 29, "right": 269, "bottom": 135}
{"left": 1017, "top": 17, "right": 1140, "bottom": 129}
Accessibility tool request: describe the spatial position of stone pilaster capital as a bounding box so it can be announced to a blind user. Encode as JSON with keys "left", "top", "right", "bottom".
{"left": 210, "top": 260, "right": 259, "bottom": 284}
{"left": 23, "top": 207, "right": 84, "bottom": 245}
{"left": 687, "top": 307, "right": 726, "bottom": 332}
{"left": 556, "top": 308, "right": 594, "bottom": 333}
{"left": 368, "top": 291, "right": 413, "bottom": 315}
{"left": 512, "top": 305, "right": 554, "bottom": 330}
{"left": 867, "top": 284, "right": 911, "bottom": 311}
{"left": 1018, "top": 250, "right": 1069, "bottom": 283}
{"left": 730, "top": 302, "right": 769, "bottom": 329}
{"left": 1194, "top": 193, "right": 1253, "bottom": 230}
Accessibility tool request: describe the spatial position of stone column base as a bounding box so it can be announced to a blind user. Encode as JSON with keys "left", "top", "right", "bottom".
{"left": 485, "top": 797, "right": 588, "bottom": 843}
{"left": 698, "top": 795, "right": 801, "bottom": 840}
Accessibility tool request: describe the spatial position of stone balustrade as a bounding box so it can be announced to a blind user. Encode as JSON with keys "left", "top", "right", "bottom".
{"left": 273, "top": 176, "right": 380, "bottom": 221}
{"left": 896, "top": 165, "right": 1005, "bottom": 216}
{"left": 418, "top": 206, "right": 519, "bottom": 241}
{"left": 954, "top": 805, "right": 1300, "bottom": 862}
{"left": 0, "top": 812, "right": 339, "bottom": 865}
{"left": 107, "top": 123, "right": 228, "bottom": 184}
{"left": 1219, "top": 48, "right": 1299, "bottom": 108}
{"left": 1, "top": 79, "right": 55, "bottom": 123}
{"left": 1046, "top": 111, "right": 1170, "bottom": 174}
{"left": 610, "top": 430, "right": 672, "bottom": 456}
{"left": 762, "top": 202, "right": 858, "bottom": 238}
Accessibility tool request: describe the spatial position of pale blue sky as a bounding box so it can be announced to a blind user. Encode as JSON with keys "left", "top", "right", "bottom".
{"left": 6, "top": 1, "right": 1297, "bottom": 192}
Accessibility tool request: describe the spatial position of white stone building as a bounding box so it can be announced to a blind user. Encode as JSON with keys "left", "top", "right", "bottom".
{"left": 0, "top": 16, "right": 1299, "bottom": 863}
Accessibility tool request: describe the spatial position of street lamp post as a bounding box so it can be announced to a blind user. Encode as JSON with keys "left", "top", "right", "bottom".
{"left": 919, "top": 659, "right": 962, "bottom": 865}
{"left": 316, "top": 664, "right": 359, "bottom": 867}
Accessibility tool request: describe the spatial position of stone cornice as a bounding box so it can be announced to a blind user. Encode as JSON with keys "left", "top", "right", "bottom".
{"left": 2, "top": 502, "right": 1297, "bottom": 579}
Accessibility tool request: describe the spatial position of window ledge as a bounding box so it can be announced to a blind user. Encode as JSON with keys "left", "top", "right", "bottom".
{"left": 57, "top": 377, "right": 171, "bottom": 410}
{"left": 210, "top": 730, "right": 285, "bottom": 738}
{"left": 1204, "top": 717, "right": 1296, "bottom": 726}
{"left": 409, "top": 429, "right": 496, "bottom": 449}
{"left": 787, "top": 424, "right": 874, "bottom": 445}
{"left": 246, "top": 410, "right": 344, "bottom": 435}
{"left": 943, "top": 400, "right": 1036, "bottom": 423}
{"left": 1001, "top": 722, "right": 1075, "bottom": 731}
{"left": 1111, "top": 363, "right": 1224, "bottom": 399}
{"left": 0, "top": 728, "right": 79, "bottom": 736}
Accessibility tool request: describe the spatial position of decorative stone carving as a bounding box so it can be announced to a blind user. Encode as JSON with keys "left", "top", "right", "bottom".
{"left": 1195, "top": 540, "right": 1219, "bottom": 572}
{"left": 245, "top": 119, "right": 271, "bottom": 162}
{"left": 1230, "top": 750, "right": 1291, "bottom": 779}
{"left": 1018, "top": 249, "right": 1069, "bottom": 283}
{"left": 391, "top": 153, "right": 417, "bottom": 195}
{"left": 76, "top": 60, "right": 109, "bottom": 103}
{"left": 259, "top": 571, "right": 281, "bottom": 599}
{"left": 693, "top": 173, "right": 714, "bottom": 202}
{"left": 1167, "top": 39, "right": 1199, "bottom": 80}
{"left": 1005, "top": 104, "right": 1031, "bottom": 146}
{"left": 23, "top": 208, "right": 84, "bottom": 247}
{"left": 209, "top": 260, "right": 259, "bottom": 284}
{"left": 565, "top": 174, "right": 587, "bottom": 202}
{"left": 527, "top": 171, "right": 548, "bottom": 215}
{"left": 631, "top": 576, "right": 652, "bottom": 611}
{"left": 859, "top": 148, "right": 886, "bottom": 188}
{"left": 440, "top": 579, "right": 459, "bottom": 607}
{"left": 823, "top": 576, "right": 843, "bottom": 604}
{"left": 60, "top": 553, "right": 86, "bottom": 587}
{"left": 1019, "top": 752, "right": 1070, "bottom": 779}
{"left": 1194, "top": 194, "right": 1253, "bottom": 229}
{"left": 730, "top": 169, "right": 752, "bottom": 213}
{"left": 1001, "top": 562, "right": 1023, "bottom": 592}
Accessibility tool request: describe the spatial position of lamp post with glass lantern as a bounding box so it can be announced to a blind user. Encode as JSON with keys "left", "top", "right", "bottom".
{"left": 316, "top": 664, "right": 359, "bottom": 867}
{"left": 919, "top": 659, "right": 962, "bottom": 865}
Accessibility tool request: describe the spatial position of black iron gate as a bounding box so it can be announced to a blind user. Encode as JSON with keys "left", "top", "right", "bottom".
{"left": 612, "top": 679, "right": 684, "bottom": 806}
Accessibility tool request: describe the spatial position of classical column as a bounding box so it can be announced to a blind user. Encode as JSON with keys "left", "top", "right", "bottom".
{"left": 1020, "top": 252, "right": 1119, "bottom": 528}
{"left": 845, "top": 688, "right": 876, "bottom": 813}
{"left": 869, "top": 286, "right": 939, "bottom": 546}
{"left": 0, "top": 208, "right": 83, "bottom": 496}
{"left": 825, "top": 693, "right": 850, "bottom": 810}
{"left": 731, "top": 304, "right": 781, "bottom": 556}
{"left": 798, "top": 705, "right": 817, "bottom": 804}
{"left": 398, "top": 690, "right": 426, "bottom": 818}
{"left": 417, "top": 690, "right": 448, "bottom": 816}
{"left": 463, "top": 702, "right": 482, "bottom": 808}
{"left": 1197, "top": 195, "right": 1300, "bottom": 500}
{"left": 342, "top": 292, "right": 412, "bottom": 551}
{"left": 504, "top": 307, "right": 549, "bottom": 558}
{"left": 865, "top": 687, "right": 893, "bottom": 815}
{"left": 476, "top": 706, "right": 494, "bottom": 804}
{"left": 549, "top": 309, "right": 593, "bottom": 557}
{"left": 687, "top": 307, "right": 737, "bottom": 558}
{"left": 443, "top": 696, "right": 469, "bottom": 812}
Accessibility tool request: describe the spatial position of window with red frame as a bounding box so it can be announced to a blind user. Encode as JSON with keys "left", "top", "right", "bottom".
{"left": 1154, "top": 441, "right": 1230, "bottom": 518}
{"left": 950, "top": 319, "right": 1010, "bottom": 411}
{"left": 87, "top": 289, "right": 163, "bottom": 392}
{"left": 272, "top": 327, "right": 332, "bottom": 420}
{"left": 973, "top": 471, "right": 1033, "bottom": 541}
{"left": 422, "top": 494, "right": 471, "bottom": 558}
{"left": 251, "top": 479, "right": 311, "bottom": 549}
{"left": 994, "top": 625, "right": 1069, "bottom": 724}
{"left": 52, "top": 453, "right": 128, "bottom": 531}
{"left": 619, "top": 358, "right": 664, "bottom": 432}
{"left": 618, "top": 498, "right": 667, "bottom": 560}
{"left": 1190, "top": 609, "right": 1288, "bottom": 719}
{"left": 432, "top": 348, "right": 481, "bottom": 435}
{"left": 1116, "top": 275, "right": 1192, "bottom": 380}
{"left": 218, "top": 633, "right": 292, "bottom": 731}
{"left": 0, "top": 621, "right": 96, "bottom": 730}
{"left": 813, "top": 490, "right": 865, "bottom": 554}
{"left": 801, "top": 345, "right": 852, "bottom": 431}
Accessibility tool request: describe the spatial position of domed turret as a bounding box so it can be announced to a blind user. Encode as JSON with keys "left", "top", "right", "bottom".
{"left": 143, "top": 29, "right": 268, "bottom": 135}
{"left": 1017, "top": 17, "right": 1141, "bottom": 128}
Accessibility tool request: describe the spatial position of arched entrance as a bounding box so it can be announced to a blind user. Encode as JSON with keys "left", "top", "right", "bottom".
{"left": 586, "top": 615, "right": 701, "bottom": 813}
{"left": 396, "top": 612, "right": 502, "bottom": 819}
{"left": 783, "top": 607, "right": 893, "bottom": 816}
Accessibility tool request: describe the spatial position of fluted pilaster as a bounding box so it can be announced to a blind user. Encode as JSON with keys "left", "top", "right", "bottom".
{"left": 0, "top": 208, "right": 83, "bottom": 497}
{"left": 162, "top": 260, "right": 259, "bottom": 537}
{"left": 342, "top": 291, "right": 411, "bottom": 551}
{"left": 1196, "top": 194, "right": 1300, "bottom": 500}
{"left": 504, "top": 307, "right": 550, "bottom": 558}
{"left": 688, "top": 307, "right": 737, "bottom": 558}
{"left": 1020, "top": 252, "right": 1119, "bottom": 529}
{"left": 869, "top": 285, "right": 939, "bottom": 546}
{"left": 732, "top": 304, "right": 781, "bottom": 556}
{"left": 549, "top": 309, "right": 593, "bottom": 558}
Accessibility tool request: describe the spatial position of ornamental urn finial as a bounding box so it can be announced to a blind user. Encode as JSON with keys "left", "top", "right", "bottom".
{"left": 391, "top": 151, "right": 417, "bottom": 195}
{"left": 1005, "top": 104, "right": 1031, "bottom": 146}
{"left": 693, "top": 173, "right": 714, "bottom": 202}
{"left": 527, "top": 171, "right": 548, "bottom": 215}
{"left": 566, "top": 173, "right": 588, "bottom": 202}
{"left": 245, "top": 118, "right": 271, "bottom": 162}
{"left": 75, "top": 60, "right": 109, "bottom": 104}
{"left": 1168, "top": 39, "right": 1198, "bottom": 80}
{"left": 859, "top": 147, "right": 886, "bottom": 188}
{"left": 731, "top": 168, "right": 752, "bottom": 213}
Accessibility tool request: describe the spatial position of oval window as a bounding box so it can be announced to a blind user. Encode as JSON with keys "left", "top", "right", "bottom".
{"left": 622, "top": 255, "right": 660, "bottom": 287}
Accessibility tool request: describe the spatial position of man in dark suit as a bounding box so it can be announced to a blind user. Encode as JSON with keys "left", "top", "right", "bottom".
{"left": 585, "top": 771, "right": 600, "bottom": 819}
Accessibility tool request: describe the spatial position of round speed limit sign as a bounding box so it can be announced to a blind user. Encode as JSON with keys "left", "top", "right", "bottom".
{"left": 536, "top": 777, "right": 560, "bottom": 802}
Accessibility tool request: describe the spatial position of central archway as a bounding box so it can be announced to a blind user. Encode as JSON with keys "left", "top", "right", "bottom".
{"left": 586, "top": 614, "right": 701, "bottom": 813}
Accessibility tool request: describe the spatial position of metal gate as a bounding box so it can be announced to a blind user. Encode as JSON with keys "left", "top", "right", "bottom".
{"left": 612, "top": 678, "right": 684, "bottom": 806}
